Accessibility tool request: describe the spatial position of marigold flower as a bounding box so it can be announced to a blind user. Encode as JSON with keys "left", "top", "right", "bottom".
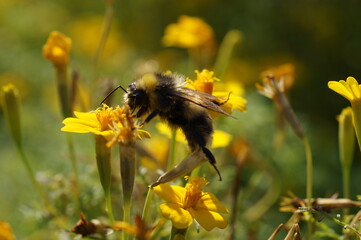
{"left": 153, "top": 176, "right": 228, "bottom": 231}
{"left": 328, "top": 77, "right": 361, "bottom": 103}
{"left": 43, "top": 31, "right": 72, "bottom": 67}
{"left": 162, "top": 15, "right": 214, "bottom": 49}
{"left": 61, "top": 104, "right": 150, "bottom": 147}
{"left": 188, "top": 69, "right": 247, "bottom": 115}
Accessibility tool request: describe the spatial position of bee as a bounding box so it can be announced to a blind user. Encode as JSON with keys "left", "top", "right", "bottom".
{"left": 104, "top": 72, "right": 232, "bottom": 180}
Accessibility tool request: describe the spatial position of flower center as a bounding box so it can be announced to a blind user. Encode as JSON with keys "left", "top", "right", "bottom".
{"left": 182, "top": 176, "right": 209, "bottom": 209}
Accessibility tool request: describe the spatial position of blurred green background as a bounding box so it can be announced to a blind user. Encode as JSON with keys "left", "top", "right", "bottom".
{"left": 1, "top": 0, "right": 361, "bottom": 239}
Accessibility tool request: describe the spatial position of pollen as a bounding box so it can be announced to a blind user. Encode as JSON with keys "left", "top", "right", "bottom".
{"left": 96, "top": 106, "right": 117, "bottom": 131}
{"left": 182, "top": 176, "right": 209, "bottom": 209}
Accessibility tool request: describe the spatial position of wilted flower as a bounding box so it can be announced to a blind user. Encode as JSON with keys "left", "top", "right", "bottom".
{"left": 261, "top": 63, "right": 295, "bottom": 91}
{"left": 162, "top": 15, "right": 214, "bottom": 49}
{"left": 71, "top": 213, "right": 109, "bottom": 237}
{"left": 153, "top": 175, "right": 228, "bottom": 231}
{"left": 43, "top": 31, "right": 72, "bottom": 67}
{"left": 113, "top": 215, "right": 163, "bottom": 240}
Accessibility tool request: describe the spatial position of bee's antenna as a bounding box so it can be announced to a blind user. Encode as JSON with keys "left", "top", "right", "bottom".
{"left": 100, "top": 85, "right": 128, "bottom": 105}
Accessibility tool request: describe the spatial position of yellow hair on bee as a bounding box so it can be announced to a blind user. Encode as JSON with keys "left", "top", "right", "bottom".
{"left": 137, "top": 73, "right": 158, "bottom": 93}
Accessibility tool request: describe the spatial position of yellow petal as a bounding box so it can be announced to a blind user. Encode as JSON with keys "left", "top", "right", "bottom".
{"left": 328, "top": 81, "right": 354, "bottom": 101}
{"left": 73, "top": 111, "right": 97, "bottom": 121}
{"left": 153, "top": 184, "right": 185, "bottom": 205}
{"left": 160, "top": 203, "right": 193, "bottom": 229}
{"left": 189, "top": 208, "right": 228, "bottom": 231}
{"left": 211, "top": 130, "right": 232, "bottom": 148}
{"left": 197, "top": 193, "right": 229, "bottom": 213}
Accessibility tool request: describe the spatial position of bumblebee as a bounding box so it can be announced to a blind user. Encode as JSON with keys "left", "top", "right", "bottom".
{"left": 122, "top": 72, "right": 232, "bottom": 180}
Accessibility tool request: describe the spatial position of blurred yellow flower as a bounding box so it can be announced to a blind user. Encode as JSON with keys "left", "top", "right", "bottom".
{"left": 43, "top": 31, "right": 72, "bottom": 67}
{"left": 67, "top": 16, "right": 125, "bottom": 59}
{"left": 188, "top": 69, "right": 247, "bottom": 115}
{"left": 153, "top": 175, "right": 228, "bottom": 231}
{"left": 156, "top": 122, "right": 232, "bottom": 148}
{"left": 61, "top": 104, "right": 150, "bottom": 147}
{"left": 113, "top": 215, "right": 163, "bottom": 240}
{"left": 328, "top": 77, "right": 361, "bottom": 103}
{"left": 0, "top": 221, "right": 15, "bottom": 240}
{"left": 162, "top": 15, "right": 214, "bottom": 49}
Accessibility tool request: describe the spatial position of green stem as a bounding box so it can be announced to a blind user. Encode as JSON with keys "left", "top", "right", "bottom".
{"left": 105, "top": 189, "right": 115, "bottom": 224}
{"left": 92, "top": 0, "right": 114, "bottom": 95}
{"left": 213, "top": 30, "right": 242, "bottom": 77}
{"left": 167, "top": 129, "right": 177, "bottom": 170}
{"left": 342, "top": 167, "right": 351, "bottom": 215}
{"left": 170, "top": 226, "right": 187, "bottom": 240}
{"left": 16, "top": 144, "right": 57, "bottom": 216}
{"left": 119, "top": 144, "right": 135, "bottom": 240}
{"left": 66, "top": 133, "right": 80, "bottom": 211}
{"left": 141, "top": 187, "right": 153, "bottom": 221}
{"left": 351, "top": 102, "right": 361, "bottom": 152}
{"left": 95, "top": 136, "right": 114, "bottom": 223}
{"left": 55, "top": 65, "right": 81, "bottom": 211}
{"left": 302, "top": 137, "right": 313, "bottom": 208}
{"left": 302, "top": 137, "right": 313, "bottom": 240}
{"left": 123, "top": 201, "right": 131, "bottom": 240}
{"left": 55, "top": 65, "right": 71, "bottom": 118}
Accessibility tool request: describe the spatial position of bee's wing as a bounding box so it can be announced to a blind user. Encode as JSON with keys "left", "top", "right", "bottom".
{"left": 172, "top": 87, "right": 233, "bottom": 117}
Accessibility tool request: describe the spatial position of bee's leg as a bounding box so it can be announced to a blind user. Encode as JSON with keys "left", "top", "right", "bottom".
{"left": 140, "top": 110, "right": 159, "bottom": 127}
{"left": 202, "top": 147, "right": 222, "bottom": 181}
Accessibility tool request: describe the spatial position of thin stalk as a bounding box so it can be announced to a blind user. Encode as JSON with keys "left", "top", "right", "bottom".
{"left": 119, "top": 144, "right": 135, "bottom": 240}
{"left": 95, "top": 136, "right": 115, "bottom": 224}
{"left": 105, "top": 189, "right": 115, "bottom": 224}
{"left": 302, "top": 136, "right": 314, "bottom": 240}
{"left": 213, "top": 30, "right": 242, "bottom": 77}
{"left": 92, "top": 0, "right": 114, "bottom": 91}
{"left": 342, "top": 167, "right": 351, "bottom": 215}
{"left": 167, "top": 129, "right": 177, "bottom": 169}
{"left": 170, "top": 226, "right": 187, "bottom": 240}
{"left": 302, "top": 137, "right": 313, "bottom": 208}
{"left": 17, "top": 144, "right": 57, "bottom": 216}
{"left": 55, "top": 65, "right": 80, "bottom": 210}
{"left": 123, "top": 201, "right": 131, "bottom": 240}
{"left": 141, "top": 187, "right": 153, "bottom": 221}
{"left": 66, "top": 133, "right": 80, "bottom": 211}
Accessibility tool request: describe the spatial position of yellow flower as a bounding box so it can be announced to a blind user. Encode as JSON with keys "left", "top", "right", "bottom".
{"left": 153, "top": 176, "right": 228, "bottom": 231}
{"left": 61, "top": 104, "right": 150, "bottom": 147}
{"left": 162, "top": 15, "right": 214, "bottom": 49}
{"left": 0, "top": 221, "right": 15, "bottom": 240}
{"left": 188, "top": 69, "right": 247, "bottom": 115}
{"left": 43, "top": 31, "right": 72, "bottom": 66}
{"left": 156, "top": 122, "right": 232, "bottom": 148}
{"left": 328, "top": 77, "right": 361, "bottom": 103}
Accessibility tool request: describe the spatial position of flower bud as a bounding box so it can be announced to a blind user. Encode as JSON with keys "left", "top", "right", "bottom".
{"left": 0, "top": 84, "right": 22, "bottom": 147}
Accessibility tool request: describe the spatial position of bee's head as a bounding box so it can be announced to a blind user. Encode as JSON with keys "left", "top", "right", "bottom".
{"left": 125, "top": 82, "right": 149, "bottom": 117}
